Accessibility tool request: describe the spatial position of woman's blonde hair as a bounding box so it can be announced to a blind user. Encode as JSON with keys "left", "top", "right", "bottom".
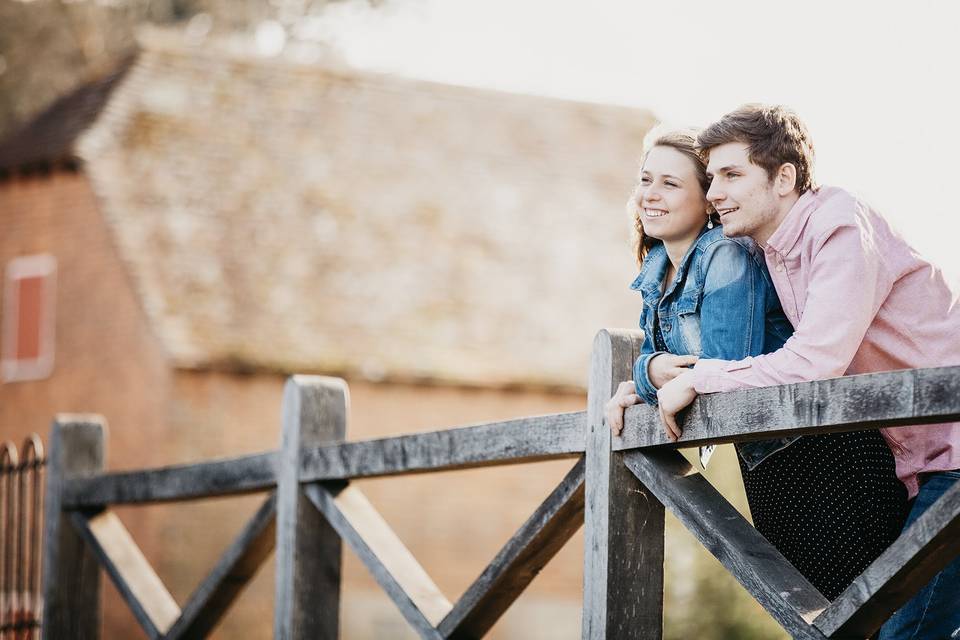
{"left": 628, "top": 125, "right": 718, "bottom": 266}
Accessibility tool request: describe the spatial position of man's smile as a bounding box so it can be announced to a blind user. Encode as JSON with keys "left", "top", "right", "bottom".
{"left": 716, "top": 206, "right": 739, "bottom": 218}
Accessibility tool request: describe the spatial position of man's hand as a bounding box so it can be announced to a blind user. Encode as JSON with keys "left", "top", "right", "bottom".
{"left": 605, "top": 380, "right": 640, "bottom": 437}
{"left": 656, "top": 370, "right": 698, "bottom": 442}
{"left": 648, "top": 353, "right": 699, "bottom": 389}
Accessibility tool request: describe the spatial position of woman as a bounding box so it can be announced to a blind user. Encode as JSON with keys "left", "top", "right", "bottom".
{"left": 605, "top": 127, "right": 907, "bottom": 600}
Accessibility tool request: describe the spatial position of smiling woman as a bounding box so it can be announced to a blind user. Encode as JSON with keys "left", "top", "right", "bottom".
{"left": 628, "top": 127, "right": 718, "bottom": 266}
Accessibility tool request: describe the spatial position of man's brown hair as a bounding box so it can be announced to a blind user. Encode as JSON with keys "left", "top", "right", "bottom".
{"left": 697, "top": 104, "right": 816, "bottom": 194}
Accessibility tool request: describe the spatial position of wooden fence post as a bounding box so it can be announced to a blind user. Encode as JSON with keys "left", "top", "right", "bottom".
{"left": 41, "top": 415, "right": 106, "bottom": 640}
{"left": 582, "top": 330, "right": 665, "bottom": 639}
{"left": 274, "top": 376, "right": 348, "bottom": 639}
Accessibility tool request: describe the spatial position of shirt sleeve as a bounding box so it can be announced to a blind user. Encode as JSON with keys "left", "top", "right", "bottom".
{"left": 696, "top": 240, "right": 769, "bottom": 362}
{"left": 633, "top": 328, "right": 665, "bottom": 406}
{"left": 692, "top": 223, "right": 891, "bottom": 393}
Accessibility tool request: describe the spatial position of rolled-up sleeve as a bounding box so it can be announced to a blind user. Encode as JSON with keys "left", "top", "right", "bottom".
{"left": 633, "top": 348, "right": 666, "bottom": 405}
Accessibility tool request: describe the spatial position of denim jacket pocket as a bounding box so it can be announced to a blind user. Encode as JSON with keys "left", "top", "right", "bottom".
{"left": 674, "top": 292, "right": 702, "bottom": 356}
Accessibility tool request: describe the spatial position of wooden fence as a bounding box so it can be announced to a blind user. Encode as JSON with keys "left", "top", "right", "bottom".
{"left": 40, "top": 329, "right": 960, "bottom": 639}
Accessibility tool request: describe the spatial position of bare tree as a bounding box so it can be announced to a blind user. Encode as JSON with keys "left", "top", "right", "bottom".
{"left": 0, "top": 0, "right": 375, "bottom": 138}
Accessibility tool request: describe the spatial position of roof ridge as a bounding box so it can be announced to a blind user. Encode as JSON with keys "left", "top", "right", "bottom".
{"left": 0, "top": 53, "right": 138, "bottom": 174}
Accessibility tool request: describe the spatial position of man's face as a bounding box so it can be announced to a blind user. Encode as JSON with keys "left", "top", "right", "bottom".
{"left": 705, "top": 142, "right": 781, "bottom": 243}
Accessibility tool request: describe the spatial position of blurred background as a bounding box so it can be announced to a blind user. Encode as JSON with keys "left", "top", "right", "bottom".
{"left": 1, "top": 1, "right": 958, "bottom": 638}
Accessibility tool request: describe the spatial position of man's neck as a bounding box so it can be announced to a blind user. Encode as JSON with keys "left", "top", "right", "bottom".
{"left": 753, "top": 191, "right": 801, "bottom": 247}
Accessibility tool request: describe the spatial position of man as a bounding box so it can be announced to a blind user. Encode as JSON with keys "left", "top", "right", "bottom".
{"left": 655, "top": 104, "right": 960, "bottom": 639}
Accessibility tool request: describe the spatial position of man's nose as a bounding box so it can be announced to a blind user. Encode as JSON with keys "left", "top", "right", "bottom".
{"left": 706, "top": 182, "right": 723, "bottom": 204}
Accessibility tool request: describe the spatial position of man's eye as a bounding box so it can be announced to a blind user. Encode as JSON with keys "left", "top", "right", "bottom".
{"left": 727, "top": 173, "right": 739, "bottom": 179}
{"left": 639, "top": 177, "right": 651, "bottom": 185}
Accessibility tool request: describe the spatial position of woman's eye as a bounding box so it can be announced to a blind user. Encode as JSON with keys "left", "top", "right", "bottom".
{"left": 664, "top": 181, "right": 678, "bottom": 188}
{"left": 639, "top": 177, "right": 651, "bottom": 185}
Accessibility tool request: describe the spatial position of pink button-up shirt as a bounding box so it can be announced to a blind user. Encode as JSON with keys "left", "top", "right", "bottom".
{"left": 692, "top": 186, "right": 960, "bottom": 498}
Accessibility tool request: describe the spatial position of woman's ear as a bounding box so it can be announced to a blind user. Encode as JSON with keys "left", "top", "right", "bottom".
{"left": 776, "top": 163, "right": 798, "bottom": 196}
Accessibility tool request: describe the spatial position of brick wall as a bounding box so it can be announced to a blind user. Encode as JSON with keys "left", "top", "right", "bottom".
{"left": 0, "top": 170, "right": 174, "bottom": 637}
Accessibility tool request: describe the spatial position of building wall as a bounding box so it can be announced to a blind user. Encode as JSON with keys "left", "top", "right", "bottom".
{"left": 0, "top": 170, "right": 178, "bottom": 636}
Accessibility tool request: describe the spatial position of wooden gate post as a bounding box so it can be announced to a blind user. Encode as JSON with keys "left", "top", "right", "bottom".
{"left": 582, "top": 330, "right": 665, "bottom": 639}
{"left": 41, "top": 415, "right": 106, "bottom": 640}
{"left": 274, "top": 376, "right": 348, "bottom": 639}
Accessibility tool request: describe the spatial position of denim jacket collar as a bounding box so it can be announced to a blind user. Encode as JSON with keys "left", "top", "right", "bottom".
{"left": 629, "top": 224, "right": 712, "bottom": 300}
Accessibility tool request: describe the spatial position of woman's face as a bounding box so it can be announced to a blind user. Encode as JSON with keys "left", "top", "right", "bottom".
{"left": 631, "top": 145, "right": 710, "bottom": 244}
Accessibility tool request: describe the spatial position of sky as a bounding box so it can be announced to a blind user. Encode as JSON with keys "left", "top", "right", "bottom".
{"left": 300, "top": 0, "right": 960, "bottom": 274}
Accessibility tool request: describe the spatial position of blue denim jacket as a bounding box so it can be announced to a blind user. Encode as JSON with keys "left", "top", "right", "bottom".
{"left": 629, "top": 225, "right": 798, "bottom": 469}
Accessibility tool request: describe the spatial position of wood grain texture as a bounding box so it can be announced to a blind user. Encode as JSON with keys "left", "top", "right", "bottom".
{"left": 814, "top": 477, "right": 960, "bottom": 638}
{"left": 165, "top": 493, "right": 277, "bottom": 639}
{"left": 306, "top": 483, "right": 450, "bottom": 638}
{"left": 274, "top": 376, "right": 347, "bottom": 640}
{"left": 41, "top": 416, "right": 106, "bottom": 640}
{"left": 64, "top": 414, "right": 584, "bottom": 510}
{"left": 623, "top": 448, "right": 830, "bottom": 640}
{"left": 70, "top": 510, "right": 181, "bottom": 639}
{"left": 439, "top": 457, "right": 586, "bottom": 639}
{"left": 582, "top": 329, "right": 666, "bottom": 640}
{"left": 63, "top": 452, "right": 277, "bottom": 508}
{"left": 616, "top": 365, "right": 960, "bottom": 451}
{"left": 299, "top": 412, "right": 585, "bottom": 482}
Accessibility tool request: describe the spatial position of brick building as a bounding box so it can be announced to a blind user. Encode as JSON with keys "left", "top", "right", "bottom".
{"left": 0, "top": 34, "right": 668, "bottom": 638}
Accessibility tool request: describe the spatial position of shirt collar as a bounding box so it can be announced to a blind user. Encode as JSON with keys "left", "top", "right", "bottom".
{"left": 629, "top": 242, "right": 668, "bottom": 298}
{"left": 766, "top": 187, "right": 820, "bottom": 255}
{"left": 629, "top": 225, "right": 712, "bottom": 297}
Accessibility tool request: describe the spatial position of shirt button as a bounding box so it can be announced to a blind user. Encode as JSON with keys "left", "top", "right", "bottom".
{"left": 775, "top": 263, "right": 784, "bottom": 272}
{"left": 664, "top": 323, "right": 672, "bottom": 331}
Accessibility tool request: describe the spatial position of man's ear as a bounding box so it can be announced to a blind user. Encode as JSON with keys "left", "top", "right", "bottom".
{"left": 776, "top": 163, "right": 798, "bottom": 196}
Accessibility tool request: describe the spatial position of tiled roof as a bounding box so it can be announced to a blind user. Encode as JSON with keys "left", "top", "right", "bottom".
{"left": 73, "top": 39, "right": 657, "bottom": 388}
{"left": 0, "top": 57, "right": 134, "bottom": 173}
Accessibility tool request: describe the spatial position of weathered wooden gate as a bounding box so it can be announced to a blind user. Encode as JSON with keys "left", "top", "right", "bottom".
{"left": 40, "top": 330, "right": 960, "bottom": 638}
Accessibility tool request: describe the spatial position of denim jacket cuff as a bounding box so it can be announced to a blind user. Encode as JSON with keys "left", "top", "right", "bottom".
{"left": 633, "top": 351, "right": 666, "bottom": 405}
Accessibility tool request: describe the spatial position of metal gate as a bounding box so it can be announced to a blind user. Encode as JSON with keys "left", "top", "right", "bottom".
{"left": 1, "top": 435, "right": 44, "bottom": 640}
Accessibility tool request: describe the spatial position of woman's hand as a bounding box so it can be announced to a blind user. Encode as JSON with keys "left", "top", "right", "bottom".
{"left": 647, "top": 353, "right": 699, "bottom": 388}
{"left": 657, "top": 370, "right": 698, "bottom": 442}
{"left": 605, "top": 380, "right": 640, "bottom": 437}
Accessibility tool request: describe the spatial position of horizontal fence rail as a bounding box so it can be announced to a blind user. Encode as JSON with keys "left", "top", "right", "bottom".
{"left": 299, "top": 411, "right": 586, "bottom": 482}
{"left": 62, "top": 452, "right": 279, "bottom": 508}
{"left": 63, "top": 412, "right": 586, "bottom": 509}
{"left": 38, "top": 331, "right": 960, "bottom": 639}
{"left": 616, "top": 364, "right": 960, "bottom": 450}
